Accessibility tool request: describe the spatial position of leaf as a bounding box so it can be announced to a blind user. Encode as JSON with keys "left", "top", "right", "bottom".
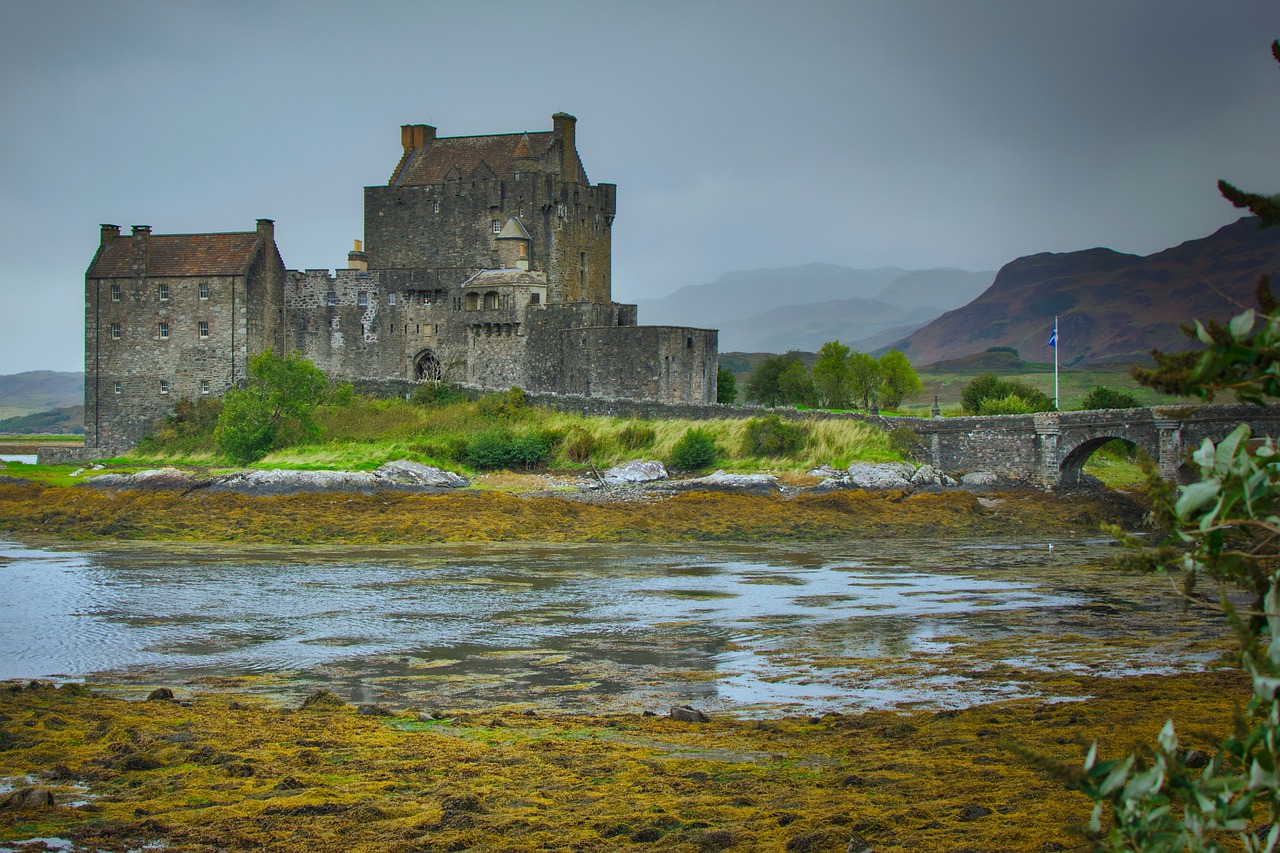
{"left": 1158, "top": 719, "right": 1178, "bottom": 754}
{"left": 1176, "top": 480, "right": 1221, "bottom": 518}
{"left": 1230, "top": 309, "right": 1258, "bottom": 340}
{"left": 1195, "top": 320, "right": 1214, "bottom": 345}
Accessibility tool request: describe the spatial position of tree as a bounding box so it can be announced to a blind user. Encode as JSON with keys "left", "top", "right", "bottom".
{"left": 960, "top": 372, "right": 1053, "bottom": 415}
{"left": 777, "top": 359, "right": 816, "bottom": 407}
{"left": 1066, "top": 40, "right": 1280, "bottom": 849}
{"left": 811, "top": 341, "right": 854, "bottom": 408}
{"left": 1080, "top": 386, "right": 1141, "bottom": 410}
{"left": 214, "top": 349, "right": 329, "bottom": 464}
{"left": 716, "top": 365, "right": 737, "bottom": 405}
{"left": 746, "top": 352, "right": 806, "bottom": 406}
{"left": 877, "top": 349, "right": 923, "bottom": 409}
{"left": 849, "top": 351, "right": 882, "bottom": 410}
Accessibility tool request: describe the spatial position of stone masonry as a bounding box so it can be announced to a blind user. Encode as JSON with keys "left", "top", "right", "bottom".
{"left": 84, "top": 113, "right": 718, "bottom": 449}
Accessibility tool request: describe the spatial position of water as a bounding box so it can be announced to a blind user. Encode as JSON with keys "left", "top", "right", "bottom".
{"left": 0, "top": 536, "right": 1226, "bottom": 714}
{"left": 0, "top": 455, "right": 38, "bottom": 464}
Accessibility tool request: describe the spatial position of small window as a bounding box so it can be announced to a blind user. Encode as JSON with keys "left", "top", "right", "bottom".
{"left": 492, "top": 220, "right": 501, "bottom": 234}
{"left": 113, "top": 380, "right": 122, "bottom": 395}
{"left": 530, "top": 292, "right": 540, "bottom": 305}
{"left": 387, "top": 292, "right": 396, "bottom": 306}
{"left": 198, "top": 321, "right": 209, "bottom": 339}
{"left": 327, "top": 290, "right": 337, "bottom": 306}
{"left": 158, "top": 283, "right": 169, "bottom": 301}
{"left": 159, "top": 322, "right": 169, "bottom": 340}
{"left": 358, "top": 292, "right": 368, "bottom": 307}
{"left": 687, "top": 336, "right": 694, "bottom": 349}
{"left": 199, "top": 282, "right": 210, "bottom": 300}
{"left": 200, "top": 380, "right": 210, "bottom": 394}
{"left": 110, "top": 322, "right": 121, "bottom": 340}
{"left": 159, "top": 380, "right": 169, "bottom": 395}
{"left": 110, "top": 284, "right": 121, "bottom": 302}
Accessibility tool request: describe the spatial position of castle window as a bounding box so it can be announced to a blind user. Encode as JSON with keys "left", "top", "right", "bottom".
{"left": 327, "top": 290, "right": 337, "bottom": 306}
{"left": 159, "top": 379, "right": 170, "bottom": 395}
{"left": 492, "top": 220, "right": 501, "bottom": 234}
{"left": 530, "top": 292, "right": 540, "bottom": 305}
{"left": 483, "top": 291, "right": 500, "bottom": 310}
{"left": 110, "top": 284, "right": 121, "bottom": 302}
{"left": 199, "top": 282, "right": 210, "bottom": 300}
{"left": 687, "top": 336, "right": 694, "bottom": 349}
{"left": 113, "top": 381, "right": 122, "bottom": 395}
{"left": 387, "top": 292, "right": 396, "bottom": 306}
{"left": 198, "top": 321, "right": 209, "bottom": 339}
{"left": 110, "top": 322, "right": 121, "bottom": 340}
{"left": 200, "top": 379, "right": 210, "bottom": 394}
{"left": 158, "top": 283, "right": 169, "bottom": 301}
{"left": 158, "top": 322, "right": 169, "bottom": 340}
{"left": 358, "top": 292, "right": 368, "bottom": 307}
{"left": 579, "top": 252, "right": 587, "bottom": 293}
{"left": 465, "top": 292, "right": 479, "bottom": 311}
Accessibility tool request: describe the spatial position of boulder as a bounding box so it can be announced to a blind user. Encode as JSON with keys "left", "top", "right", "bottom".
{"left": 145, "top": 687, "right": 175, "bottom": 701}
{"left": 0, "top": 787, "right": 55, "bottom": 809}
{"left": 670, "top": 705, "right": 710, "bottom": 722}
{"left": 674, "top": 470, "right": 780, "bottom": 494}
{"left": 356, "top": 703, "right": 393, "bottom": 717}
{"left": 909, "top": 464, "right": 939, "bottom": 486}
{"left": 602, "top": 459, "right": 668, "bottom": 485}
{"left": 961, "top": 472, "right": 999, "bottom": 487}
{"left": 86, "top": 468, "right": 197, "bottom": 491}
{"left": 846, "top": 463, "right": 913, "bottom": 489}
{"left": 299, "top": 689, "right": 347, "bottom": 711}
{"left": 374, "top": 460, "right": 469, "bottom": 489}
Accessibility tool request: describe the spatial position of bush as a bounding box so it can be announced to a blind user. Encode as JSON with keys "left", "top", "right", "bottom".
{"left": 960, "top": 373, "right": 1053, "bottom": 414}
{"left": 477, "top": 387, "right": 528, "bottom": 420}
{"left": 887, "top": 424, "right": 923, "bottom": 462}
{"left": 214, "top": 349, "right": 329, "bottom": 464}
{"left": 411, "top": 382, "right": 469, "bottom": 408}
{"left": 1080, "top": 385, "right": 1140, "bottom": 410}
{"left": 717, "top": 365, "right": 737, "bottom": 405}
{"left": 669, "top": 428, "right": 718, "bottom": 471}
{"left": 618, "top": 423, "right": 656, "bottom": 450}
{"left": 742, "top": 414, "right": 807, "bottom": 457}
{"left": 464, "top": 428, "right": 553, "bottom": 470}
{"left": 978, "top": 393, "right": 1043, "bottom": 415}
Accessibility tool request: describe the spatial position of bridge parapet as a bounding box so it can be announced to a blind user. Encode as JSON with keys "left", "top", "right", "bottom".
{"left": 911, "top": 404, "right": 1280, "bottom": 487}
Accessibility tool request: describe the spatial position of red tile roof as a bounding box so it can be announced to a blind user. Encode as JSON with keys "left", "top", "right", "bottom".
{"left": 392, "top": 132, "right": 553, "bottom": 186}
{"left": 88, "top": 232, "right": 260, "bottom": 278}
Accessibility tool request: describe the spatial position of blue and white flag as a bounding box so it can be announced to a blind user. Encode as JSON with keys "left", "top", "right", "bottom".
{"left": 1048, "top": 328, "right": 1057, "bottom": 348}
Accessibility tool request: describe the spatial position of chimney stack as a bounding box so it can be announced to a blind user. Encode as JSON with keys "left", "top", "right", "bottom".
{"left": 552, "top": 112, "right": 577, "bottom": 178}
{"left": 348, "top": 239, "right": 368, "bottom": 271}
{"left": 130, "top": 225, "right": 151, "bottom": 275}
{"left": 256, "top": 218, "right": 275, "bottom": 243}
{"left": 100, "top": 224, "right": 120, "bottom": 247}
{"left": 401, "top": 124, "right": 437, "bottom": 153}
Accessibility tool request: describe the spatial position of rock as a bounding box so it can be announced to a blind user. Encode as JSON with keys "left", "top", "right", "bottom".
{"left": 0, "top": 787, "right": 55, "bottom": 809}
{"left": 440, "top": 793, "right": 486, "bottom": 814}
{"left": 602, "top": 459, "right": 668, "bottom": 485}
{"left": 941, "top": 473, "right": 958, "bottom": 486}
{"left": 809, "top": 465, "right": 844, "bottom": 479}
{"left": 909, "top": 464, "right": 939, "bottom": 486}
{"left": 846, "top": 463, "right": 913, "bottom": 489}
{"left": 356, "top": 703, "right": 393, "bottom": 717}
{"left": 670, "top": 470, "right": 780, "bottom": 494}
{"left": 373, "top": 460, "right": 469, "bottom": 489}
{"left": 146, "top": 687, "right": 174, "bottom": 701}
{"left": 670, "top": 705, "right": 710, "bottom": 722}
{"left": 85, "top": 467, "right": 197, "bottom": 491}
{"left": 960, "top": 472, "right": 999, "bottom": 487}
{"left": 299, "top": 689, "right": 347, "bottom": 711}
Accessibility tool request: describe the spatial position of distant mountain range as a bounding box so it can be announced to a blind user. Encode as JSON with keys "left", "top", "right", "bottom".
{"left": 891, "top": 217, "right": 1280, "bottom": 366}
{"left": 0, "top": 371, "right": 83, "bottom": 413}
{"left": 635, "top": 264, "right": 996, "bottom": 352}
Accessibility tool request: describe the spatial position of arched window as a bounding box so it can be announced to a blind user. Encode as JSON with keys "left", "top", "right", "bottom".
{"left": 464, "top": 292, "right": 480, "bottom": 311}
{"left": 483, "top": 291, "right": 500, "bottom": 310}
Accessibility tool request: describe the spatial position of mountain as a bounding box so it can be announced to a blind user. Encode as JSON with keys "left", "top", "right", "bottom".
{"left": 890, "top": 217, "right": 1280, "bottom": 366}
{"left": 0, "top": 405, "right": 84, "bottom": 435}
{"left": 0, "top": 371, "right": 84, "bottom": 415}
{"left": 634, "top": 263, "right": 995, "bottom": 352}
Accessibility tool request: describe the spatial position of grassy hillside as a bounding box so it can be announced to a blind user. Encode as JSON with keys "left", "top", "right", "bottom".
{"left": 0, "top": 371, "right": 82, "bottom": 413}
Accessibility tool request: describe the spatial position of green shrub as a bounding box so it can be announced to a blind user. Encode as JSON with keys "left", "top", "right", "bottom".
{"left": 978, "top": 394, "right": 1042, "bottom": 415}
{"left": 477, "top": 387, "right": 529, "bottom": 420}
{"left": 670, "top": 428, "right": 719, "bottom": 471}
{"left": 618, "top": 423, "right": 656, "bottom": 450}
{"left": 742, "top": 414, "right": 807, "bottom": 457}
{"left": 961, "top": 373, "right": 1053, "bottom": 414}
{"left": 464, "top": 428, "right": 553, "bottom": 470}
{"left": 887, "top": 423, "right": 923, "bottom": 461}
{"left": 1080, "top": 385, "right": 1141, "bottom": 410}
{"left": 561, "top": 427, "right": 596, "bottom": 463}
{"left": 412, "top": 382, "right": 468, "bottom": 408}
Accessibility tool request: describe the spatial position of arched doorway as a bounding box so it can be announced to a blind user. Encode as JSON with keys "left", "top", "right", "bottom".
{"left": 414, "top": 348, "right": 442, "bottom": 382}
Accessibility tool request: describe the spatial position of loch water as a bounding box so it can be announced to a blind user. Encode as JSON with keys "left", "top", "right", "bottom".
{"left": 0, "top": 536, "right": 1227, "bottom": 715}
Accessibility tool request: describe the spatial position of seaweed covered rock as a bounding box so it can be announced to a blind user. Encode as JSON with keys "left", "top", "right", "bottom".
{"left": 0, "top": 786, "right": 55, "bottom": 809}
{"left": 299, "top": 689, "right": 347, "bottom": 711}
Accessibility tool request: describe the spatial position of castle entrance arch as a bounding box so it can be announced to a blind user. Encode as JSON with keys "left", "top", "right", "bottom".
{"left": 413, "top": 348, "right": 442, "bottom": 382}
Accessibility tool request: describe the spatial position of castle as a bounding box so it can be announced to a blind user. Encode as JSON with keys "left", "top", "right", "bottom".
{"left": 83, "top": 113, "right": 718, "bottom": 448}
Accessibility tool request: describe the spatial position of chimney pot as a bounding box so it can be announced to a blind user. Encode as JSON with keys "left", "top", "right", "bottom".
{"left": 100, "top": 224, "right": 120, "bottom": 246}
{"left": 256, "top": 219, "right": 275, "bottom": 241}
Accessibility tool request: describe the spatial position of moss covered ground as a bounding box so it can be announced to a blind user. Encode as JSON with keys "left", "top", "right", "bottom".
{"left": 0, "top": 481, "right": 1148, "bottom": 544}
{"left": 0, "top": 670, "right": 1252, "bottom": 852}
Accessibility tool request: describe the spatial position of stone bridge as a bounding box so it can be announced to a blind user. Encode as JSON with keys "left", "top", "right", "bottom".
{"left": 910, "top": 404, "right": 1280, "bottom": 487}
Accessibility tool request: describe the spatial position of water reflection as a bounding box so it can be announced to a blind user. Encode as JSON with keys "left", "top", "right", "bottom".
{"left": 0, "top": 537, "right": 1226, "bottom": 715}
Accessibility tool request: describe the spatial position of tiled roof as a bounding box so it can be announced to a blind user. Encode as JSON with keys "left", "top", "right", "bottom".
{"left": 461, "top": 269, "right": 547, "bottom": 288}
{"left": 393, "top": 132, "right": 553, "bottom": 186}
{"left": 88, "top": 233, "right": 260, "bottom": 278}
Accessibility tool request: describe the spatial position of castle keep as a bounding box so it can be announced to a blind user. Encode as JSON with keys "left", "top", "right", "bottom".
{"left": 84, "top": 113, "right": 718, "bottom": 448}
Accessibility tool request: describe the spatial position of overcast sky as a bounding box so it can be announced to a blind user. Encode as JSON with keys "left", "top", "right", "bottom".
{"left": 2, "top": 0, "right": 1278, "bottom": 373}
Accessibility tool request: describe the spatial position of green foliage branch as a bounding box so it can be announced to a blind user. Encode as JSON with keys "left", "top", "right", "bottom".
{"left": 959, "top": 372, "right": 1053, "bottom": 415}
{"left": 214, "top": 349, "right": 329, "bottom": 464}
{"left": 1081, "top": 386, "right": 1142, "bottom": 411}
{"left": 1068, "top": 47, "right": 1280, "bottom": 846}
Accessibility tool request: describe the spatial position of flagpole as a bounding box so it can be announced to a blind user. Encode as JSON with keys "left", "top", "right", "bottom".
{"left": 1053, "top": 315, "right": 1059, "bottom": 410}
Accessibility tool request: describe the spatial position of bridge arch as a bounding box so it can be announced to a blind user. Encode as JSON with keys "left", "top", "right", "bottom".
{"left": 1058, "top": 436, "right": 1145, "bottom": 485}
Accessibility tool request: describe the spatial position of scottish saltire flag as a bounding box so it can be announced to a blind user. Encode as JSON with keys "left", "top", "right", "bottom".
{"left": 1048, "top": 328, "right": 1057, "bottom": 347}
